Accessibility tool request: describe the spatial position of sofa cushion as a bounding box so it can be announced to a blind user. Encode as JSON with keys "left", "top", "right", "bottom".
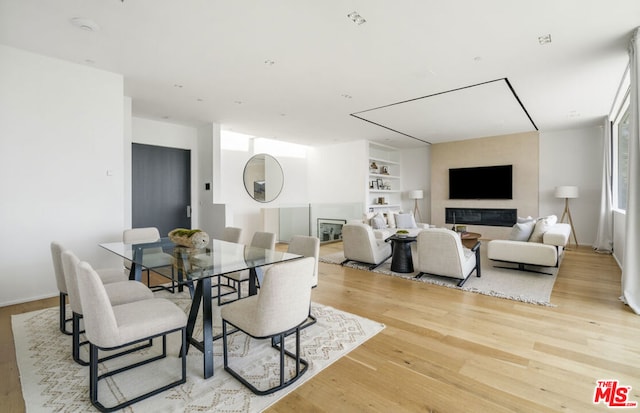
{"left": 371, "top": 213, "right": 387, "bottom": 229}
{"left": 509, "top": 220, "right": 536, "bottom": 241}
{"left": 395, "top": 213, "right": 417, "bottom": 229}
{"left": 528, "top": 215, "right": 558, "bottom": 243}
{"left": 487, "top": 240, "right": 559, "bottom": 267}
{"left": 384, "top": 211, "right": 397, "bottom": 228}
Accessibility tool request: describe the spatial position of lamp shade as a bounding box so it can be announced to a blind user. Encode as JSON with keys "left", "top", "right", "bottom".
{"left": 408, "top": 190, "right": 424, "bottom": 200}
{"left": 554, "top": 186, "right": 579, "bottom": 198}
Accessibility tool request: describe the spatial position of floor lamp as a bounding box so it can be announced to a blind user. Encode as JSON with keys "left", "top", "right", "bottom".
{"left": 409, "top": 190, "right": 423, "bottom": 223}
{"left": 555, "top": 185, "right": 579, "bottom": 248}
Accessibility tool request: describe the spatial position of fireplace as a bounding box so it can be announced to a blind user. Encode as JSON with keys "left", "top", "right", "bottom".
{"left": 445, "top": 208, "right": 517, "bottom": 227}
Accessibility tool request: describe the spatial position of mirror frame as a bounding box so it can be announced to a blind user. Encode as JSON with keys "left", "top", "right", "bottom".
{"left": 242, "top": 153, "right": 284, "bottom": 203}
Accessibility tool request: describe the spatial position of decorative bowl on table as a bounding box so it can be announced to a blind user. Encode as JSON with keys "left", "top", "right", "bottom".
{"left": 169, "top": 228, "right": 210, "bottom": 249}
{"left": 396, "top": 230, "right": 409, "bottom": 238}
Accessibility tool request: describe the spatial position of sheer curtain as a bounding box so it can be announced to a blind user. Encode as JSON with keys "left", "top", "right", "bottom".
{"left": 622, "top": 28, "right": 640, "bottom": 314}
{"left": 594, "top": 116, "right": 614, "bottom": 253}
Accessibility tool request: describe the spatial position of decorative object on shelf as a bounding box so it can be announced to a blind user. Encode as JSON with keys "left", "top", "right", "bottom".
{"left": 408, "top": 189, "right": 424, "bottom": 223}
{"left": 377, "top": 197, "right": 386, "bottom": 205}
{"left": 380, "top": 166, "right": 389, "bottom": 175}
{"left": 369, "top": 161, "right": 378, "bottom": 173}
{"left": 169, "top": 228, "right": 210, "bottom": 249}
{"left": 455, "top": 225, "right": 467, "bottom": 233}
{"left": 554, "top": 185, "right": 579, "bottom": 247}
{"left": 371, "top": 180, "right": 379, "bottom": 189}
{"left": 376, "top": 178, "right": 383, "bottom": 189}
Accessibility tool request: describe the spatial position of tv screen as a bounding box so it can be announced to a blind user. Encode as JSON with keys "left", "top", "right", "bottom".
{"left": 449, "top": 165, "right": 512, "bottom": 199}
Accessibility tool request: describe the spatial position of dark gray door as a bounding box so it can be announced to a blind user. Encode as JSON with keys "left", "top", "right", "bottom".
{"left": 132, "top": 143, "right": 191, "bottom": 236}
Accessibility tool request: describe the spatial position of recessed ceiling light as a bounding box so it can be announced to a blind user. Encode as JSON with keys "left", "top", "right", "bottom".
{"left": 538, "top": 34, "right": 552, "bottom": 45}
{"left": 341, "top": 94, "right": 353, "bottom": 99}
{"left": 264, "top": 60, "right": 275, "bottom": 65}
{"left": 173, "top": 84, "right": 183, "bottom": 88}
{"left": 347, "top": 11, "right": 366, "bottom": 25}
{"left": 234, "top": 100, "right": 243, "bottom": 104}
{"left": 196, "top": 98, "right": 204, "bottom": 102}
{"left": 70, "top": 17, "right": 100, "bottom": 32}
{"left": 161, "top": 115, "right": 170, "bottom": 119}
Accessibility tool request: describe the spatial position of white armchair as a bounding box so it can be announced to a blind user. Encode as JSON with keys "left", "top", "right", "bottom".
{"left": 341, "top": 223, "right": 392, "bottom": 270}
{"left": 414, "top": 228, "right": 481, "bottom": 287}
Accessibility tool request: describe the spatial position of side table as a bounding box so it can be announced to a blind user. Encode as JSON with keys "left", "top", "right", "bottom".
{"left": 386, "top": 235, "right": 417, "bottom": 273}
{"left": 460, "top": 232, "right": 482, "bottom": 249}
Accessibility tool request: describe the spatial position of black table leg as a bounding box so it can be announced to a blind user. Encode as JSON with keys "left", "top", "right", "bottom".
{"left": 248, "top": 267, "right": 258, "bottom": 296}
{"left": 185, "top": 278, "right": 214, "bottom": 379}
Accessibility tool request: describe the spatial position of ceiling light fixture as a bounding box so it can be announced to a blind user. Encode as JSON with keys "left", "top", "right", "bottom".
{"left": 347, "top": 11, "right": 366, "bottom": 25}
{"left": 70, "top": 17, "right": 100, "bottom": 32}
{"left": 341, "top": 94, "right": 353, "bottom": 99}
{"left": 538, "top": 34, "right": 552, "bottom": 45}
{"left": 264, "top": 60, "right": 275, "bottom": 65}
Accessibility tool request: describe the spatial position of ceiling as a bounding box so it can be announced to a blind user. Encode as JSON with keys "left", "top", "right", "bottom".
{"left": 0, "top": 1, "right": 637, "bottom": 148}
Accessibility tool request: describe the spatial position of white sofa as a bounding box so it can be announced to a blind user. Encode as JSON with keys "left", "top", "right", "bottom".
{"left": 350, "top": 211, "right": 430, "bottom": 240}
{"left": 487, "top": 221, "right": 571, "bottom": 274}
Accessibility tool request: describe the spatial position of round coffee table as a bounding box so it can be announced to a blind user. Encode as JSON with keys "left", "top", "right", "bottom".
{"left": 386, "top": 235, "right": 417, "bottom": 273}
{"left": 460, "top": 232, "right": 481, "bottom": 248}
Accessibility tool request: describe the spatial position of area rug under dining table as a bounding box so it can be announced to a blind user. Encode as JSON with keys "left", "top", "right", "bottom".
{"left": 320, "top": 247, "right": 560, "bottom": 306}
{"left": 12, "top": 291, "right": 384, "bottom": 412}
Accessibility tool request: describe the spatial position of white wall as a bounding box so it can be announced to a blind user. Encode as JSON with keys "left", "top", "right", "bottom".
{"left": 401, "top": 146, "right": 431, "bottom": 222}
{"left": 539, "top": 125, "right": 603, "bottom": 245}
{"left": 307, "top": 140, "right": 366, "bottom": 205}
{"left": 0, "top": 45, "right": 125, "bottom": 306}
{"left": 220, "top": 143, "right": 310, "bottom": 244}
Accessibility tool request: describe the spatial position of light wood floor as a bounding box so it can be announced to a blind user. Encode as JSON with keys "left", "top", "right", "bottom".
{"left": 2, "top": 243, "right": 639, "bottom": 412}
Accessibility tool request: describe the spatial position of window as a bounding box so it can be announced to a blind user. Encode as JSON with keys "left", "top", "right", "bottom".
{"left": 613, "top": 96, "right": 630, "bottom": 211}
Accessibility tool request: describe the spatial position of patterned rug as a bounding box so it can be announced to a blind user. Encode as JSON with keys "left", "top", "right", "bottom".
{"left": 320, "top": 247, "right": 559, "bottom": 306}
{"left": 12, "top": 292, "right": 384, "bottom": 412}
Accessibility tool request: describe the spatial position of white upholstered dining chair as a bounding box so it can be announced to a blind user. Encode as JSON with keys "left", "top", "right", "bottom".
{"left": 75, "top": 260, "right": 187, "bottom": 412}
{"left": 220, "top": 231, "right": 276, "bottom": 303}
{"left": 61, "top": 249, "right": 154, "bottom": 366}
{"left": 50, "top": 241, "right": 128, "bottom": 335}
{"left": 221, "top": 257, "right": 315, "bottom": 395}
{"left": 123, "top": 227, "right": 175, "bottom": 291}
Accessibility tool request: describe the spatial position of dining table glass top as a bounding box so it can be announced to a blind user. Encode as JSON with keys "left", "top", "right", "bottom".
{"left": 99, "top": 237, "right": 301, "bottom": 282}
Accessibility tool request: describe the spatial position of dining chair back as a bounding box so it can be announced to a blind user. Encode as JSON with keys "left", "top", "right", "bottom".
{"left": 221, "top": 257, "right": 315, "bottom": 395}
{"left": 222, "top": 226, "right": 243, "bottom": 243}
{"left": 61, "top": 249, "right": 153, "bottom": 365}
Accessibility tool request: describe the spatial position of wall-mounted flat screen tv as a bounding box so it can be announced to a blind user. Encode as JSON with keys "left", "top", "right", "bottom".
{"left": 449, "top": 165, "right": 512, "bottom": 199}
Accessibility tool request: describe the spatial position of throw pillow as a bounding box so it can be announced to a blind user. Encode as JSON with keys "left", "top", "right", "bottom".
{"left": 384, "top": 211, "right": 397, "bottom": 228}
{"left": 371, "top": 213, "right": 387, "bottom": 229}
{"left": 528, "top": 215, "right": 558, "bottom": 243}
{"left": 517, "top": 216, "right": 534, "bottom": 223}
{"left": 395, "top": 213, "right": 417, "bottom": 229}
{"left": 509, "top": 220, "right": 536, "bottom": 241}
{"left": 363, "top": 212, "right": 376, "bottom": 225}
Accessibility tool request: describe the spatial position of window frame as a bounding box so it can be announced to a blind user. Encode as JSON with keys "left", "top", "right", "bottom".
{"left": 612, "top": 91, "right": 630, "bottom": 213}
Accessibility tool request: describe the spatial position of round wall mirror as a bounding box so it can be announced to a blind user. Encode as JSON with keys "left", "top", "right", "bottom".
{"left": 243, "top": 154, "right": 284, "bottom": 202}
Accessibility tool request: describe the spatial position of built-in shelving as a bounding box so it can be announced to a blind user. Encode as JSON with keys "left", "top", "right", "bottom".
{"left": 367, "top": 142, "right": 402, "bottom": 212}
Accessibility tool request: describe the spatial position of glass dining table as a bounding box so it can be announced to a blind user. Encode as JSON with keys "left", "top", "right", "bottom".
{"left": 99, "top": 237, "right": 302, "bottom": 379}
